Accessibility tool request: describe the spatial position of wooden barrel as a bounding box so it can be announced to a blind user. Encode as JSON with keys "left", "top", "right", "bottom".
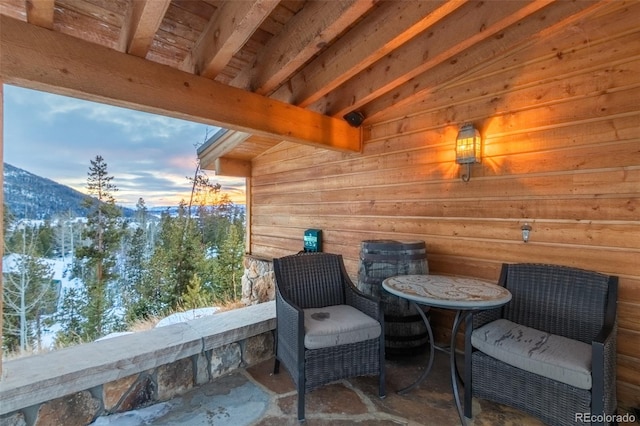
{"left": 357, "top": 240, "right": 430, "bottom": 355}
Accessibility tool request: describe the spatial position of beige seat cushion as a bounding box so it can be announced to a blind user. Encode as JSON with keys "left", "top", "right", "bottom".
{"left": 303, "top": 305, "right": 381, "bottom": 350}
{"left": 472, "top": 318, "right": 592, "bottom": 390}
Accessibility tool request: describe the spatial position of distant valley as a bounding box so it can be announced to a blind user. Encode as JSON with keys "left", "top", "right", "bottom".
{"left": 2, "top": 163, "right": 242, "bottom": 220}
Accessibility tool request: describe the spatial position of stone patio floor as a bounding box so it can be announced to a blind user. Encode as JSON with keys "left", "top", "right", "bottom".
{"left": 93, "top": 350, "right": 545, "bottom": 426}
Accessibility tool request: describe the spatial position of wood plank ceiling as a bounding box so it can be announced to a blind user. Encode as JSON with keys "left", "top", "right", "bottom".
{"left": 0, "top": 0, "right": 608, "bottom": 176}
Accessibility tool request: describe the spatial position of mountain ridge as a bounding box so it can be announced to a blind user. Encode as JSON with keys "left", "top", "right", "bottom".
{"left": 3, "top": 163, "right": 134, "bottom": 219}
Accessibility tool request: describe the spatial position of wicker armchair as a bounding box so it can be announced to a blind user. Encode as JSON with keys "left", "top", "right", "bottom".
{"left": 273, "top": 252, "right": 386, "bottom": 421}
{"left": 464, "top": 263, "right": 618, "bottom": 426}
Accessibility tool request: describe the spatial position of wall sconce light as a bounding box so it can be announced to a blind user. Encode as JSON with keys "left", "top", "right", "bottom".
{"left": 521, "top": 223, "right": 532, "bottom": 243}
{"left": 455, "top": 123, "right": 482, "bottom": 182}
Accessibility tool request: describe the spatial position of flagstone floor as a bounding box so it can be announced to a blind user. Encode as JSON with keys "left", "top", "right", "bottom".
{"left": 93, "top": 349, "right": 545, "bottom": 425}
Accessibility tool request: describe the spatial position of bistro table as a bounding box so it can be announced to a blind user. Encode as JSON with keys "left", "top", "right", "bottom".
{"left": 382, "top": 274, "right": 512, "bottom": 425}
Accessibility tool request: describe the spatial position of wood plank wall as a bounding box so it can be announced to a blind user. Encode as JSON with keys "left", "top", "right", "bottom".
{"left": 249, "top": 3, "right": 640, "bottom": 410}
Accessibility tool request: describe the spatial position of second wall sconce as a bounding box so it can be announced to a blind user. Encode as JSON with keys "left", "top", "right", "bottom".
{"left": 455, "top": 123, "right": 482, "bottom": 182}
{"left": 521, "top": 223, "right": 532, "bottom": 243}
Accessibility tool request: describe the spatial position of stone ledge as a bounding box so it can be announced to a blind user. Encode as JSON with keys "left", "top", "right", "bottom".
{"left": 0, "top": 301, "right": 276, "bottom": 415}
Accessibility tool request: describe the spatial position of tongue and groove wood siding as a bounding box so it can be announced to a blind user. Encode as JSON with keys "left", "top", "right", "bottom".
{"left": 249, "top": 3, "right": 640, "bottom": 411}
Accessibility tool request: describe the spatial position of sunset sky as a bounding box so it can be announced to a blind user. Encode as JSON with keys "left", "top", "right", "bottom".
{"left": 3, "top": 84, "right": 246, "bottom": 207}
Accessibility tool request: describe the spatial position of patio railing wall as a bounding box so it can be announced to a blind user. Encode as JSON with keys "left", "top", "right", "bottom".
{"left": 0, "top": 256, "right": 276, "bottom": 426}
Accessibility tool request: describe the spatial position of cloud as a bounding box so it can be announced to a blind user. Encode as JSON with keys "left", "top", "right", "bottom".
{"left": 14, "top": 88, "right": 204, "bottom": 143}
{"left": 3, "top": 85, "right": 246, "bottom": 207}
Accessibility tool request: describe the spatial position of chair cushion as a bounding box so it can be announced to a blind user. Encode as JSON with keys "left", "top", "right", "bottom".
{"left": 471, "top": 319, "right": 592, "bottom": 390}
{"left": 303, "top": 305, "right": 381, "bottom": 350}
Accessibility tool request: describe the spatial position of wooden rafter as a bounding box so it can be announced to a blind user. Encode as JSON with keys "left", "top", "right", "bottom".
{"left": 201, "top": 1, "right": 463, "bottom": 168}
{"left": 1, "top": 0, "right": 611, "bottom": 169}
{"left": 0, "top": 15, "right": 361, "bottom": 153}
{"left": 25, "top": 0, "right": 54, "bottom": 29}
{"left": 182, "top": 0, "right": 279, "bottom": 78}
{"left": 205, "top": 0, "right": 377, "bottom": 165}
{"left": 313, "top": 0, "right": 557, "bottom": 118}
{"left": 362, "top": 0, "right": 607, "bottom": 120}
{"left": 231, "top": 0, "right": 377, "bottom": 96}
{"left": 270, "top": 0, "right": 466, "bottom": 108}
{"left": 119, "top": 0, "right": 171, "bottom": 57}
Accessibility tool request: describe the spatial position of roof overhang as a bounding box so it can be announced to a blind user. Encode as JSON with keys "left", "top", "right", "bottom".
{"left": 0, "top": 14, "right": 362, "bottom": 177}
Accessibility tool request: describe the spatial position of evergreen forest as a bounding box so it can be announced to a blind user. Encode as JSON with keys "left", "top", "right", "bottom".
{"left": 2, "top": 156, "right": 245, "bottom": 357}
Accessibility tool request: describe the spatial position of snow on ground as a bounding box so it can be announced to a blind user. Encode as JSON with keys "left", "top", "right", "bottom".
{"left": 155, "top": 308, "right": 219, "bottom": 328}
{"left": 5, "top": 251, "right": 220, "bottom": 350}
{"left": 43, "top": 257, "right": 83, "bottom": 349}
{"left": 2, "top": 254, "right": 82, "bottom": 351}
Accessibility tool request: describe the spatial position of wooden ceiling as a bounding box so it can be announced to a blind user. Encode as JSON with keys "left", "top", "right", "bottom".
{"left": 0, "top": 0, "right": 611, "bottom": 175}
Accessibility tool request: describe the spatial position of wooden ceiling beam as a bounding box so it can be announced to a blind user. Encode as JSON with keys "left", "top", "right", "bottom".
{"left": 214, "top": 1, "right": 458, "bottom": 166}
{"left": 0, "top": 15, "right": 361, "bottom": 153}
{"left": 205, "top": 0, "right": 376, "bottom": 164}
{"left": 214, "top": 157, "right": 252, "bottom": 178}
{"left": 26, "top": 0, "right": 54, "bottom": 29}
{"left": 270, "top": 0, "right": 466, "bottom": 108}
{"left": 120, "top": 0, "right": 171, "bottom": 57}
{"left": 362, "top": 0, "right": 607, "bottom": 121}
{"left": 183, "top": 0, "right": 279, "bottom": 79}
{"left": 232, "top": 0, "right": 377, "bottom": 96}
{"left": 312, "top": 0, "right": 554, "bottom": 118}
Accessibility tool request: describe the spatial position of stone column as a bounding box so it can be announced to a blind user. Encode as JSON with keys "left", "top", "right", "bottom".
{"left": 240, "top": 255, "right": 274, "bottom": 305}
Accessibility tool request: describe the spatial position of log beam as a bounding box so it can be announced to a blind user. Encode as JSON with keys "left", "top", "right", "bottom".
{"left": 182, "top": 0, "right": 279, "bottom": 79}
{"left": 0, "top": 15, "right": 361, "bottom": 153}
{"left": 215, "top": 157, "right": 252, "bottom": 178}
{"left": 26, "top": 0, "right": 54, "bottom": 29}
{"left": 232, "top": 0, "right": 377, "bottom": 96}
{"left": 314, "top": 0, "right": 555, "bottom": 118}
{"left": 119, "top": 0, "right": 171, "bottom": 57}
{"left": 269, "top": 0, "right": 466, "bottom": 108}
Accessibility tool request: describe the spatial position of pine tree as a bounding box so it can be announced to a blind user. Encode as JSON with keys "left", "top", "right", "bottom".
{"left": 211, "top": 224, "right": 244, "bottom": 303}
{"left": 131, "top": 203, "right": 206, "bottom": 319}
{"left": 164, "top": 203, "right": 205, "bottom": 306}
{"left": 121, "top": 227, "right": 145, "bottom": 311}
{"left": 36, "top": 220, "right": 56, "bottom": 258}
{"left": 54, "top": 286, "right": 88, "bottom": 347}
{"left": 134, "top": 197, "right": 148, "bottom": 229}
{"left": 180, "top": 274, "right": 211, "bottom": 310}
{"left": 70, "top": 155, "right": 123, "bottom": 341}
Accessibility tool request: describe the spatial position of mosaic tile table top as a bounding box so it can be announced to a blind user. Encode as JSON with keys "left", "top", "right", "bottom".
{"left": 383, "top": 274, "right": 512, "bottom": 309}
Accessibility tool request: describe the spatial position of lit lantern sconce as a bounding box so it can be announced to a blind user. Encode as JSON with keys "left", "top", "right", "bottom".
{"left": 455, "top": 123, "right": 482, "bottom": 182}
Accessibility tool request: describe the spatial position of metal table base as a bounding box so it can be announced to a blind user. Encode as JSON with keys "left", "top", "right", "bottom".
{"left": 396, "top": 301, "right": 469, "bottom": 425}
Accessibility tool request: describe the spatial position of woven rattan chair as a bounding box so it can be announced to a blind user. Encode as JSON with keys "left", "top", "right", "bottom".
{"left": 273, "top": 252, "right": 386, "bottom": 421}
{"left": 464, "top": 263, "right": 618, "bottom": 426}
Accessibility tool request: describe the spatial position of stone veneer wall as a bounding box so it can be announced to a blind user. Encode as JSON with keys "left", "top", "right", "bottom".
{"left": 241, "top": 255, "right": 275, "bottom": 305}
{"left": 0, "top": 301, "right": 275, "bottom": 426}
